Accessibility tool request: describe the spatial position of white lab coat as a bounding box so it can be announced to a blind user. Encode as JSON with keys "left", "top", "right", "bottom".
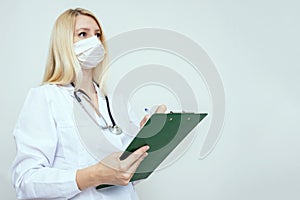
{"left": 11, "top": 84, "right": 140, "bottom": 200}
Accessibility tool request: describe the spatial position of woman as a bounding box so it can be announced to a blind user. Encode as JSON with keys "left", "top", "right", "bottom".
{"left": 11, "top": 8, "right": 163, "bottom": 200}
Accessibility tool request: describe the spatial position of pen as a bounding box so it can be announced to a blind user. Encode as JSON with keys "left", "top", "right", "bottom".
{"left": 144, "top": 105, "right": 159, "bottom": 116}
{"left": 144, "top": 108, "right": 150, "bottom": 115}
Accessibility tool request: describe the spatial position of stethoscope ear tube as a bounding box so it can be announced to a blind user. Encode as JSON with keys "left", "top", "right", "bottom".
{"left": 74, "top": 89, "right": 91, "bottom": 102}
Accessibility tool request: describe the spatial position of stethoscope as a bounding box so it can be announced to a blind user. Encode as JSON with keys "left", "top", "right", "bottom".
{"left": 71, "top": 82, "right": 123, "bottom": 135}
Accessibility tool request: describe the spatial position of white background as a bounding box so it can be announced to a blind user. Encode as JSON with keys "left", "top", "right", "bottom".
{"left": 1, "top": 0, "right": 300, "bottom": 199}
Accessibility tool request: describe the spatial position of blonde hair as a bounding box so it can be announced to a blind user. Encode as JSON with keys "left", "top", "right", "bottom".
{"left": 42, "top": 8, "right": 108, "bottom": 93}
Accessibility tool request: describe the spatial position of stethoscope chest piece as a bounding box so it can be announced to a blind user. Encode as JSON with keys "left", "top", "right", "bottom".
{"left": 109, "top": 125, "right": 122, "bottom": 135}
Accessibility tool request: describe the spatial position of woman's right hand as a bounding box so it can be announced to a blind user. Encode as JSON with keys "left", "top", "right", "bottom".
{"left": 76, "top": 145, "right": 149, "bottom": 190}
{"left": 139, "top": 104, "right": 167, "bottom": 128}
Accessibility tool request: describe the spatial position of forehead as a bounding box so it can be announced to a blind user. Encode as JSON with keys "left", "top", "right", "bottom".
{"left": 75, "top": 15, "right": 99, "bottom": 30}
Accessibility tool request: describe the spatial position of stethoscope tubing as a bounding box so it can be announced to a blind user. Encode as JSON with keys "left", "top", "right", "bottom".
{"left": 71, "top": 82, "right": 122, "bottom": 135}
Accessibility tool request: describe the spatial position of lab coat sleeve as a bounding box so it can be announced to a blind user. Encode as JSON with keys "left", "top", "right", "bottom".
{"left": 11, "top": 87, "right": 81, "bottom": 199}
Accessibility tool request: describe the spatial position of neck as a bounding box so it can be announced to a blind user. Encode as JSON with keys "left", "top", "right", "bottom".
{"left": 77, "top": 69, "right": 96, "bottom": 94}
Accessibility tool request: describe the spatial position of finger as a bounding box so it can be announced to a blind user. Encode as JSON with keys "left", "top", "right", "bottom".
{"left": 121, "top": 146, "right": 149, "bottom": 169}
{"left": 155, "top": 104, "right": 167, "bottom": 113}
{"left": 127, "top": 151, "right": 148, "bottom": 174}
{"left": 139, "top": 114, "right": 150, "bottom": 128}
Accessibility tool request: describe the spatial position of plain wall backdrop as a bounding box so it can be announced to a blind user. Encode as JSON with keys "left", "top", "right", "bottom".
{"left": 1, "top": 0, "right": 299, "bottom": 199}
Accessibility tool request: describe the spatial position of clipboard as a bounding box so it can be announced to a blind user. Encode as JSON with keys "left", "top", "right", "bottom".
{"left": 96, "top": 112, "right": 208, "bottom": 190}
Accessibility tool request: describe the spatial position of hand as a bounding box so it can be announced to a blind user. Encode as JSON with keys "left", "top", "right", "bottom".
{"left": 76, "top": 146, "right": 149, "bottom": 190}
{"left": 140, "top": 104, "right": 167, "bottom": 128}
{"left": 96, "top": 145, "right": 149, "bottom": 185}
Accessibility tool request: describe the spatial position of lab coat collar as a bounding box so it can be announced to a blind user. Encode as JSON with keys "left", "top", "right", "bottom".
{"left": 58, "top": 83, "right": 73, "bottom": 91}
{"left": 58, "top": 83, "right": 106, "bottom": 100}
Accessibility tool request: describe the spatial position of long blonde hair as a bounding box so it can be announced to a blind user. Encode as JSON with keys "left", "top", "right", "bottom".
{"left": 42, "top": 8, "right": 108, "bottom": 93}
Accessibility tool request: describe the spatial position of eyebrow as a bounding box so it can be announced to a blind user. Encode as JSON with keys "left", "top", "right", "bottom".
{"left": 75, "top": 28, "right": 100, "bottom": 32}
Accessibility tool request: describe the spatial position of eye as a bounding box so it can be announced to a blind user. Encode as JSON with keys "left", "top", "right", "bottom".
{"left": 95, "top": 33, "right": 101, "bottom": 38}
{"left": 78, "top": 32, "right": 86, "bottom": 37}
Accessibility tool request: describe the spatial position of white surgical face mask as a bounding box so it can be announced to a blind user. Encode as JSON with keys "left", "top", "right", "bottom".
{"left": 73, "top": 36, "right": 105, "bottom": 69}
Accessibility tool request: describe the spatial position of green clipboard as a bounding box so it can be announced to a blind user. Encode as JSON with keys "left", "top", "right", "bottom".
{"left": 96, "top": 112, "right": 208, "bottom": 190}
